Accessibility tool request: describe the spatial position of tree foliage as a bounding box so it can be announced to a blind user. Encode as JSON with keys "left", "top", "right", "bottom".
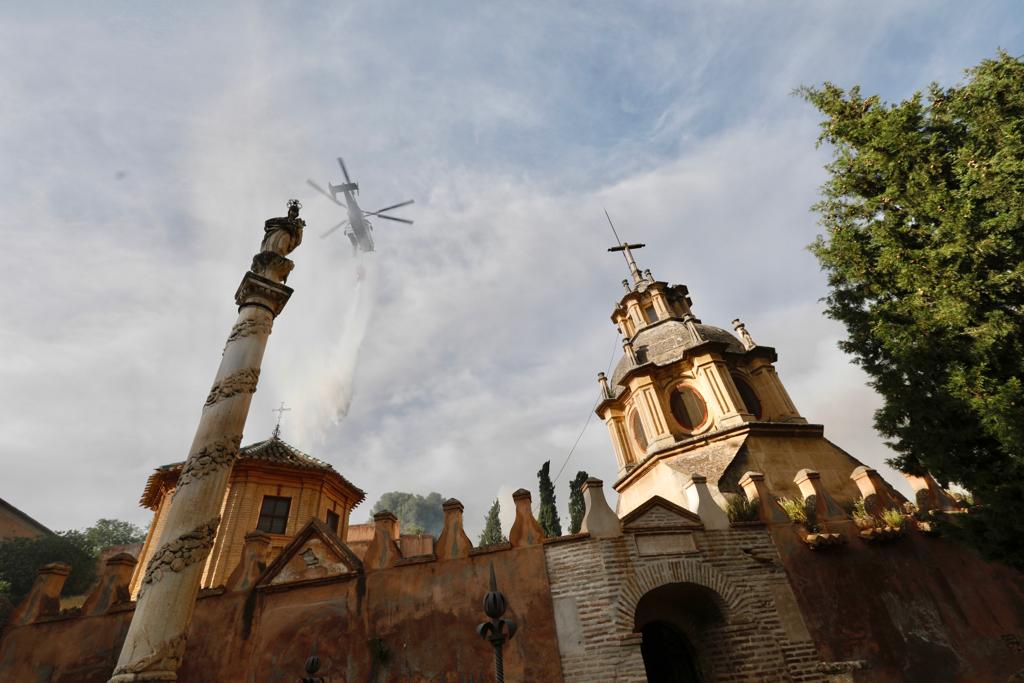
{"left": 371, "top": 491, "right": 445, "bottom": 536}
{"left": 0, "top": 531, "right": 96, "bottom": 604}
{"left": 479, "top": 498, "right": 504, "bottom": 546}
{"left": 568, "top": 471, "right": 589, "bottom": 534}
{"left": 537, "top": 461, "right": 562, "bottom": 537}
{"left": 802, "top": 51, "right": 1024, "bottom": 567}
{"left": 83, "top": 518, "right": 147, "bottom": 553}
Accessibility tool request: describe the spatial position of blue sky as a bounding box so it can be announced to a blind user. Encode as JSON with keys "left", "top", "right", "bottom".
{"left": 2, "top": 1, "right": 1021, "bottom": 536}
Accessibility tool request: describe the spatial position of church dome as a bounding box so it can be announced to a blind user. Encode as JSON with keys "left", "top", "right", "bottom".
{"left": 610, "top": 320, "right": 746, "bottom": 389}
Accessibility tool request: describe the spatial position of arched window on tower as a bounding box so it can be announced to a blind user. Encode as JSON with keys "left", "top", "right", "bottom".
{"left": 630, "top": 409, "right": 649, "bottom": 453}
{"left": 731, "top": 374, "right": 762, "bottom": 419}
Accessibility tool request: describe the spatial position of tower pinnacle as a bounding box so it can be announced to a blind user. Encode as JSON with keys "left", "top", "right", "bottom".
{"left": 604, "top": 209, "right": 647, "bottom": 287}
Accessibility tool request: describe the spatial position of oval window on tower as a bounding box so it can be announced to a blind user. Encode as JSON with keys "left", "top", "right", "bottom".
{"left": 732, "top": 374, "right": 762, "bottom": 419}
{"left": 669, "top": 385, "right": 708, "bottom": 431}
{"left": 630, "top": 410, "right": 649, "bottom": 453}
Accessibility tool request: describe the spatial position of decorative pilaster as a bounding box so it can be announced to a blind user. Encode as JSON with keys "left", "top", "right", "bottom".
{"left": 604, "top": 413, "right": 632, "bottom": 475}
{"left": 365, "top": 511, "right": 402, "bottom": 570}
{"left": 632, "top": 380, "right": 675, "bottom": 451}
{"left": 436, "top": 498, "right": 474, "bottom": 560}
{"left": 580, "top": 478, "right": 621, "bottom": 538}
{"left": 745, "top": 357, "right": 805, "bottom": 423}
{"left": 850, "top": 465, "right": 898, "bottom": 515}
{"left": 509, "top": 489, "right": 545, "bottom": 547}
{"left": 738, "top": 471, "right": 790, "bottom": 524}
{"left": 794, "top": 469, "right": 847, "bottom": 522}
{"left": 109, "top": 201, "right": 305, "bottom": 683}
{"left": 683, "top": 474, "right": 730, "bottom": 530}
{"left": 8, "top": 562, "right": 69, "bottom": 626}
{"left": 692, "top": 353, "right": 751, "bottom": 428}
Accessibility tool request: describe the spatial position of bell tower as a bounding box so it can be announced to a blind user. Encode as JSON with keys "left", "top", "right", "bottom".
{"left": 595, "top": 229, "right": 840, "bottom": 517}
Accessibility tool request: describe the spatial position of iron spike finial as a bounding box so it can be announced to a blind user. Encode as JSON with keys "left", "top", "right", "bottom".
{"left": 477, "top": 561, "right": 516, "bottom": 683}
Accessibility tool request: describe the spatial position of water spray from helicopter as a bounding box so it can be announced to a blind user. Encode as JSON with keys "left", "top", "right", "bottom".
{"left": 294, "top": 157, "right": 414, "bottom": 441}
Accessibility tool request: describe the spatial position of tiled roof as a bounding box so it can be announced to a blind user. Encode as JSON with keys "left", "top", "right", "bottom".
{"left": 139, "top": 436, "right": 365, "bottom": 510}
{"left": 240, "top": 436, "right": 334, "bottom": 471}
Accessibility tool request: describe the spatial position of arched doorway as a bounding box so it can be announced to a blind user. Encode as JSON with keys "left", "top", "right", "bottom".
{"left": 640, "top": 621, "right": 701, "bottom": 683}
{"left": 635, "top": 582, "right": 726, "bottom": 683}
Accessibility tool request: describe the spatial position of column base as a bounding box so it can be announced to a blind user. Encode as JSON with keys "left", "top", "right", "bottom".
{"left": 109, "top": 672, "right": 177, "bottom": 682}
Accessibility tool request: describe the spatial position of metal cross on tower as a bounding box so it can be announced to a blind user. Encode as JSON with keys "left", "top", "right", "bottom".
{"left": 604, "top": 209, "right": 646, "bottom": 286}
{"left": 272, "top": 401, "right": 291, "bottom": 438}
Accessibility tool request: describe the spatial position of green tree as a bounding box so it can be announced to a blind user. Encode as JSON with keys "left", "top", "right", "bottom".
{"left": 801, "top": 51, "right": 1024, "bottom": 567}
{"left": 568, "top": 471, "right": 589, "bottom": 534}
{"left": 371, "top": 491, "right": 445, "bottom": 536}
{"left": 479, "top": 499, "right": 504, "bottom": 546}
{"left": 537, "top": 461, "right": 562, "bottom": 537}
{"left": 83, "top": 518, "right": 147, "bottom": 553}
{"left": 0, "top": 531, "right": 96, "bottom": 605}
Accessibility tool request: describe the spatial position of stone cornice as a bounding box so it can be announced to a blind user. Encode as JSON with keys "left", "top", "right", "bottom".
{"left": 612, "top": 421, "right": 826, "bottom": 491}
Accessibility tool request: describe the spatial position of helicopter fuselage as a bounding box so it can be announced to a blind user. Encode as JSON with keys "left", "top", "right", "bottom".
{"left": 330, "top": 182, "right": 375, "bottom": 253}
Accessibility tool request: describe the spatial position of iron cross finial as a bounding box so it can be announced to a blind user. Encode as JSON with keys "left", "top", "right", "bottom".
{"left": 272, "top": 401, "right": 291, "bottom": 438}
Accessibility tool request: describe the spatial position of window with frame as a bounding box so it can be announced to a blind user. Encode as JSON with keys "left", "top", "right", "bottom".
{"left": 257, "top": 495, "right": 291, "bottom": 534}
{"left": 325, "top": 509, "right": 340, "bottom": 535}
{"left": 669, "top": 385, "right": 708, "bottom": 431}
{"left": 644, "top": 305, "right": 659, "bottom": 323}
{"left": 731, "top": 374, "right": 762, "bottom": 419}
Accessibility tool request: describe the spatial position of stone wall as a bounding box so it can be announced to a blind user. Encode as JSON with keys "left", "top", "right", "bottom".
{"left": 771, "top": 519, "right": 1024, "bottom": 682}
{"left": 0, "top": 520, "right": 563, "bottom": 682}
{"left": 544, "top": 499, "right": 825, "bottom": 682}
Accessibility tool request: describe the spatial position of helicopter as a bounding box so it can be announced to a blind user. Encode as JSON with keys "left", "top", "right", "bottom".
{"left": 307, "top": 157, "right": 414, "bottom": 253}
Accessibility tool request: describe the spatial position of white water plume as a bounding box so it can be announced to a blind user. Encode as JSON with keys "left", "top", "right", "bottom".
{"left": 284, "top": 256, "right": 377, "bottom": 446}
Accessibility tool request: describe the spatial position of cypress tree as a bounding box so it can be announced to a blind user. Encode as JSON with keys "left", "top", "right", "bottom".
{"left": 478, "top": 499, "right": 503, "bottom": 546}
{"left": 537, "top": 460, "right": 563, "bottom": 537}
{"left": 568, "top": 471, "right": 589, "bottom": 534}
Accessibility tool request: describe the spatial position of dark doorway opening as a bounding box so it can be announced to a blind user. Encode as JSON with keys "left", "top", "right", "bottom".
{"left": 640, "top": 620, "right": 702, "bottom": 683}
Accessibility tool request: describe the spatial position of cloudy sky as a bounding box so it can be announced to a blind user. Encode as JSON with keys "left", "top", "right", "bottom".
{"left": 3, "top": 2, "right": 1021, "bottom": 537}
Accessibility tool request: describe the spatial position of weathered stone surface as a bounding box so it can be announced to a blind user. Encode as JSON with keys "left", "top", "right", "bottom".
{"left": 580, "top": 477, "right": 621, "bottom": 538}
{"left": 435, "top": 498, "right": 473, "bottom": 560}
{"left": 684, "top": 473, "right": 730, "bottom": 530}
{"left": 0, "top": 541, "right": 565, "bottom": 683}
{"left": 364, "top": 511, "right": 402, "bottom": 570}
{"left": 509, "top": 488, "right": 545, "bottom": 547}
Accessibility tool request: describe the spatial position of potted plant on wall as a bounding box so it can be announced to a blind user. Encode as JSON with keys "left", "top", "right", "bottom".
{"left": 778, "top": 497, "right": 844, "bottom": 549}
{"left": 852, "top": 498, "right": 906, "bottom": 542}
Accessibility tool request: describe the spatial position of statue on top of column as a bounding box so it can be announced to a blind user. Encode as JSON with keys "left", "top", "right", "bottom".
{"left": 260, "top": 199, "right": 305, "bottom": 258}
{"left": 253, "top": 200, "right": 305, "bottom": 283}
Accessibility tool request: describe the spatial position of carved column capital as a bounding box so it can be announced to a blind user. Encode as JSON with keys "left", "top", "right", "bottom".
{"left": 234, "top": 271, "right": 293, "bottom": 317}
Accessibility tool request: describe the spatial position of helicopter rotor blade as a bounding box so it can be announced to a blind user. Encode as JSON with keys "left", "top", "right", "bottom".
{"left": 320, "top": 220, "right": 349, "bottom": 238}
{"left": 365, "top": 199, "right": 415, "bottom": 216}
{"left": 374, "top": 214, "right": 414, "bottom": 225}
{"left": 307, "top": 179, "right": 345, "bottom": 207}
{"left": 337, "top": 157, "right": 352, "bottom": 184}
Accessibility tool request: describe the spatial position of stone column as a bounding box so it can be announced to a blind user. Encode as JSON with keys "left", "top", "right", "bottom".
{"left": 109, "top": 202, "right": 304, "bottom": 682}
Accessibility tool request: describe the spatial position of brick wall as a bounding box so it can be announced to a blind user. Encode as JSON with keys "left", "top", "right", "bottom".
{"left": 545, "top": 520, "right": 824, "bottom": 682}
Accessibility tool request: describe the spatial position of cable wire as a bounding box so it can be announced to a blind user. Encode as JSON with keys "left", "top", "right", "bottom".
{"left": 553, "top": 334, "right": 620, "bottom": 483}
